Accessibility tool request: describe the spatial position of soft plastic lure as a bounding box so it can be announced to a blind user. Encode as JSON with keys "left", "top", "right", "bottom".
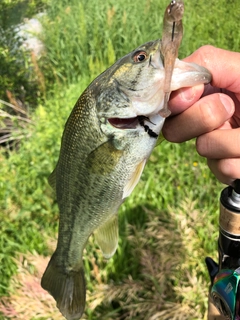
{"left": 160, "top": 0, "right": 184, "bottom": 117}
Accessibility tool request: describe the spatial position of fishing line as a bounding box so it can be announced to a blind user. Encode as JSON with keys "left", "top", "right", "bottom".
{"left": 172, "top": 21, "right": 176, "bottom": 41}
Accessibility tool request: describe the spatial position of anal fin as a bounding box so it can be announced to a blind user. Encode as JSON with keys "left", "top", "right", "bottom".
{"left": 94, "top": 214, "right": 118, "bottom": 259}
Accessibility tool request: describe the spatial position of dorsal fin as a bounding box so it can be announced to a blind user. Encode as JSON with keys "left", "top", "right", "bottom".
{"left": 48, "top": 168, "right": 56, "bottom": 191}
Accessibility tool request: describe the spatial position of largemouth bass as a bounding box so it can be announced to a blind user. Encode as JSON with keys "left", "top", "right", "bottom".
{"left": 41, "top": 39, "right": 211, "bottom": 320}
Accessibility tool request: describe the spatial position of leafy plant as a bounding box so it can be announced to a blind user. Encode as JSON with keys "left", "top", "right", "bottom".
{"left": 0, "top": 0, "right": 47, "bottom": 30}
{"left": 0, "top": 26, "right": 38, "bottom": 109}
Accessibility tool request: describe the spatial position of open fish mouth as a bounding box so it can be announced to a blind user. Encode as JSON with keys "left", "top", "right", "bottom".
{"left": 108, "top": 116, "right": 158, "bottom": 138}
{"left": 108, "top": 117, "right": 139, "bottom": 129}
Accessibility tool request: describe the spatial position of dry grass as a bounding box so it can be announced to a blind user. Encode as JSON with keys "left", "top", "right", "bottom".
{"left": 0, "top": 252, "right": 62, "bottom": 319}
{"left": 0, "top": 199, "right": 214, "bottom": 320}
{"left": 91, "top": 200, "right": 214, "bottom": 320}
{"left": 0, "top": 95, "right": 32, "bottom": 147}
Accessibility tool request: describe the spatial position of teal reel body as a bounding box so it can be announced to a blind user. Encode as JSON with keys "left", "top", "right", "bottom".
{"left": 211, "top": 267, "right": 240, "bottom": 319}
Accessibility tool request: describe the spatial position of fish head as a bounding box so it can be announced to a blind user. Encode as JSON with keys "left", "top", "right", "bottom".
{"left": 95, "top": 39, "right": 211, "bottom": 138}
{"left": 101, "top": 39, "right": 165, "bottom": 118}
{"left": 95, "top": 39, "right": 166, "bottom": 139}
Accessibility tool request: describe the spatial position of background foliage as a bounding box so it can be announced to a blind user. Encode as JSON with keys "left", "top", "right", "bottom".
{"left": 0, "top": 0, "right": 239, "bottom": 319}
{"left": 0, "top": 0, "right": 48, "bottom": 112}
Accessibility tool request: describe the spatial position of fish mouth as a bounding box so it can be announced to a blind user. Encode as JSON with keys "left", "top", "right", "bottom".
{"left": 108, "top": 117, "right": 139, "bottom": 129}
{"left": 108, "top": 116, "right": 158, "bottom": 138}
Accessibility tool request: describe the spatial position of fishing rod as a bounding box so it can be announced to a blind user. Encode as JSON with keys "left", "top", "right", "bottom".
{"left": 207, "top": 179, "right": 240, "bottom": 320}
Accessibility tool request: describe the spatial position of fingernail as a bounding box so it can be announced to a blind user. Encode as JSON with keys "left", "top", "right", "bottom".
{"left": 179, "top": 87, "right": 195, "bottom": 102}
{"left": 219, "top": 94, "right": 234, "bottom": 114}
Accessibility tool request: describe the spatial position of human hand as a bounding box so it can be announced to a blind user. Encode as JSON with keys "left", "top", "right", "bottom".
{"left": 162, "top": 45, "right": 240, "bottom": 186}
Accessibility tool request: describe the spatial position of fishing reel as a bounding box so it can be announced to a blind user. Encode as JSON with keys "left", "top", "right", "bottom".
{"left": 206, "top": 180, "right": 240, "bottom": 320}
{"left": 206, "top": 260, "right": 240, "bottom": 319}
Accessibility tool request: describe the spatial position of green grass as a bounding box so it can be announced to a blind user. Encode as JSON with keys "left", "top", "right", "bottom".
{"left": 0, "top": 82, "right": 222, "bottom": 319}
{"left": 0, "top": 0, "right": 239, "bottom": 319}
{"left": 39, "top": 0, "right": 240, "bottom": 86}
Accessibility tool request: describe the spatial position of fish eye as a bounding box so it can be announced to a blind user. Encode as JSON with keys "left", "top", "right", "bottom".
{"left": 133, "top": 51, "right": 147, "bottom": 63}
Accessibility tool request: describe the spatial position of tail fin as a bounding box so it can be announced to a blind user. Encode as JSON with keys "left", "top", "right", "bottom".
{"left": 41, "top": 256, "right": 86, "bottom": 320}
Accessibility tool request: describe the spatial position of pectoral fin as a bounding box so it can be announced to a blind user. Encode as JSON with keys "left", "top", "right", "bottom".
{"left": 87, "top": 140, "right": 123, "bottom": 175}
{"left": 94, "top": 214, "right": 118, "bottom": 259}
{"left": 123, "top": 159, "right": 146, "bottom": 199}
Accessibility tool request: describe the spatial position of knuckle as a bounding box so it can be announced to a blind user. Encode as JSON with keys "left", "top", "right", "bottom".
{"left": 196, "top": 45, "right": 217, "bottom": 67}
{"left": 198, "top": 94, "right": 228, "bottom": 132}
{"left": 219, "top": 159, "right": 240, "bottom": 178}
{"left": 199, "top": 45, "right": 216, "bottom": 55}
{"left": 207, "top": 158, "right": 234, "bottom": 185}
